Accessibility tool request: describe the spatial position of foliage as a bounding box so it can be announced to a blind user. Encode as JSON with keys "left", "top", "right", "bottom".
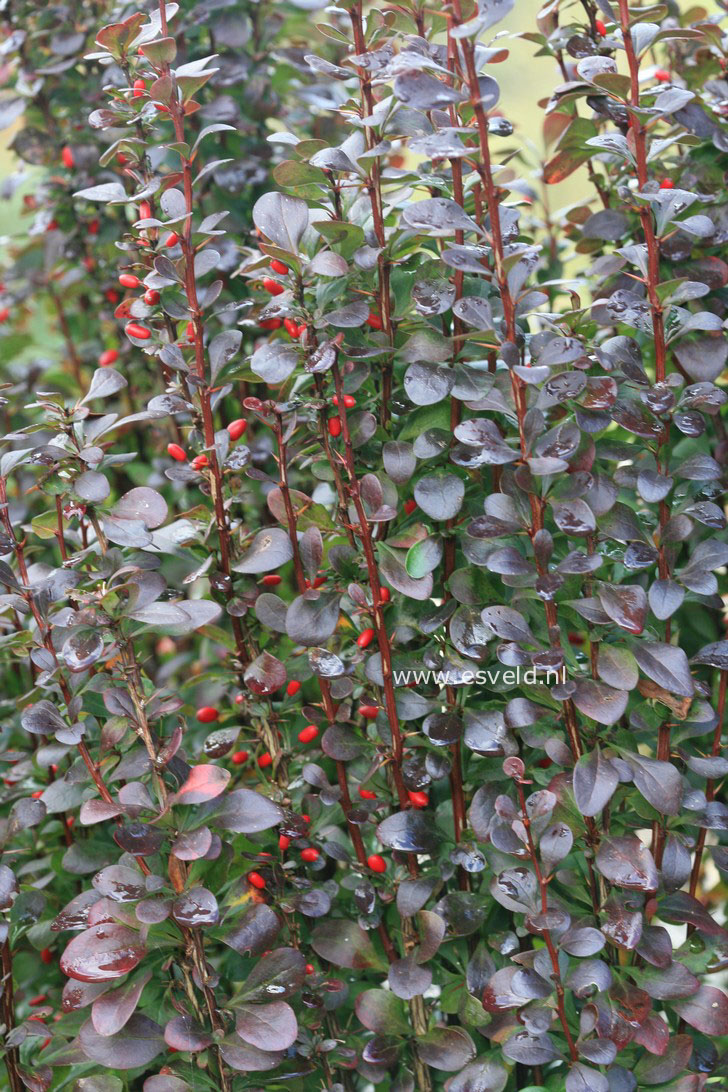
{"left": 0, "top": 0, "right": 727, "bottom": 1090}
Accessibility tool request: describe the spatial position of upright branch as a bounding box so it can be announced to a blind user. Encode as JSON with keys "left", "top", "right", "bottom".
{"left": 618, "top": 0, "right": 675, "bottom": 867}
{"left": 153, "top": 4, "right": 251, "bottom": 680}
{"left": 451, "top": 3, "right": 588, "bottom": 766}
{"left": 689, "top": 669, "right": 727, "bottom": 897}
{"left": 0, "top": 937, "right": 21, "bottom": 1092}
{"left": 347, "top": 1, "right": 394, "bottom": 420}
{"left": 618, "top": 0, "right": 667, "bottom": 384}
{"left": 272, "top": 412, "right": 397, "bottom": 964}
{"left": 332, "top": 363, "right": 409, "bottom": 812}
{"left": 512, "top": 768, "right": 579, "bottom": 1064}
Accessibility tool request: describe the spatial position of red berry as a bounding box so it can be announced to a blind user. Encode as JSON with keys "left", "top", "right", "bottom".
{"left": 185, "top": 321, "right": 196, "bottom": 341}
{"left": 286, "top": 680, "right": 301, "bottom": 698}
{"left": 125, "top": 322, "right": 151, "bottom": 340}
{"left": 404, "top": 499, "right": 417, "bottom": 515}
{"left": 279, "top": 835, "right": 291, "bottom": 850}
{"left": 358, "top": 704, "right": 379, "bottom": 719}
{"left": 0, "top": 307, "right": 9, "bottom": 324}
{"left": 595, "top": 19, "right": 607, "bottom": 35}
{"left": 163, "top": 232, "right": 179, "bottom": 248}
{"left": 312, "top": 575, "right": 327, "bottom": 588}
{"left": 408, "top": 790, "right": 429, "bottom": 808}
{"left": 248, "top": 872, "right": 266, "bottom": 890}
{"left": 133, "top": 78, "right": 146, "bottom": 97}
{"left": 29, "top": 995, "right": 47, "bottom": 1006}
{"left": 359, "top": 787, "right": 377, "bottom": 800}
{"left": 196, "top": 706, "right": 219, "bottom": 723}
{"left": 357, "top": 628, "right": 375, "bottom": 650}
{"left": 40, "top": 949, "right": 53, "bottom": 965}
{"left": 190, "top": 454, "right": 209, "bottom": 470}
{"left": 235, "top": 694, "right": 244, "bottom": 704}
{"left": 261, "top": 574, "right": 282, "bottom": 586}
{"left": 659, "top": 178, "right": 675, "bottom": 189}
{"left": 31, "top": 791, "right": 44, "bottom": 799}
{"left": 119, "top": 273, "right": 140, "bottom": 289}
{"left": 655, "top": 69, "right": 670, "bottom": 82}
{"left": 144, "top": 288, "right": 160, "bottom": 305}
{"left": 105, "top": 289, "right": 120, "bottom": 304}
{"left": 305, "top": 963, "right": 315, "bottom": 974}
{"left": 298, "top": 724, "right": 319, "bottom": 744}
{"left": 262, "top": 277, "right": 284, "bottom": 296}
{"left": 98, "top": 348, "right": 119, "bottom": 367}
{"left": 332, "top": 394, "right": 356, "bottom": 408}
{"left": 328, "top": 417, "right": 342, "bottom": 438}
{"left": 366, "top": 312, "right": 382, "bottom": 330}
{"left": 167, "top": 443, "right": 187, "bottom": 461}
{"left": 228, "top": 419, "right": 247, "bottom": 441}
{"left": 139, "top": 200, "right": 152, "bottom": 220}
{"left": 367, "top": 854, "right": 387, "bottom": 873}
{"left": 284, "top": 317, "right": 301, "bottom": 338}
{"left": 270, "top": 259, "right": 289, "bottom": 275}
{"left": 302, "top": 814, "right": 310, "bottom": 823}
{"left": 301, "top": 848, "right": 319, "bottom": 863}
{"left": 378, "top": 587, "right": 391, "bottom": 604}
{"left": 88, "top": 219, "right": 99, "bottom": 235}
{"left": 260, "top": 318, "right": 282, "bottom": 330}
{"left": 61, "top": 145, "right": 75, "bottom": 169}
{"left": 154, "top": 103, "right": 169, "bottom": 113}
{"left": 66, "top": 817, "right": 75, "bottom": 828}
{"left": 258, "top": 753, "right": 273, "bottom": 768}
{"left": 232, "top": 750, "right": 248, "bottom": 765}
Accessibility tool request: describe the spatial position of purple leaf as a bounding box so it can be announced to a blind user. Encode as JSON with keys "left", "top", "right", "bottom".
{"left": 79, "top": 1013, "right": 164, "bottom": 1068}
{"left": 61, "top": 924, "right": 146, "bottom": 983}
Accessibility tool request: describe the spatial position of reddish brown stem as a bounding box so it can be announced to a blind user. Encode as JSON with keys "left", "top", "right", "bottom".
{"left": 271, "top": 416, "right": 397, "bottom": 963}
{"left": 618, "top": 0, "right": 673, "bottom": 639}
{"left": 515, "top": 780, "right": 579, "bottom": 1063}
{"left": 347, "top": 1, "right": 393, "bottom": 424}
{"left": 1, "top": 939, "right": 22, "bottom": 1092}
{"left": 452, "top": 4, "right": 600, "bottom": 919}
{"left": 0, "top": 480, "right": 115, "bottom": 805}
{"left": 331, "top": 364, "right": 410, "bottom": 812}
{"left": 156, "top": 49, "right": 252, "bottom": 687}
{"left": 689, "top": 670, "right": 727, "bottom": 897}
{"left": 443, "top": 14, "right": 468, "bottom": 855}
{"left": 618, "top": 0, "right": 666, "bottom": 384}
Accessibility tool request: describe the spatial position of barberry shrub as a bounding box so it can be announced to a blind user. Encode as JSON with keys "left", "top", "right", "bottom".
{"left": 0, "top": 0, "right": 727, "bottom": 1089}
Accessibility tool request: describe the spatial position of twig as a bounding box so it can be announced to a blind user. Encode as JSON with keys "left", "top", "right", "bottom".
{"left": 271, "top": 413, "right": 398, "bottom": 964}
{"left": 689, "top": 670, "right": 727, "bottom": 897}
{"left": 514, "top": 776, "right": 578, "bottom": 1062}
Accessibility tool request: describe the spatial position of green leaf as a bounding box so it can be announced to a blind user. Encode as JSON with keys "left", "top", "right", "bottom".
{"left": 141, "top": 37, "right": 177, "bottom": 66}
